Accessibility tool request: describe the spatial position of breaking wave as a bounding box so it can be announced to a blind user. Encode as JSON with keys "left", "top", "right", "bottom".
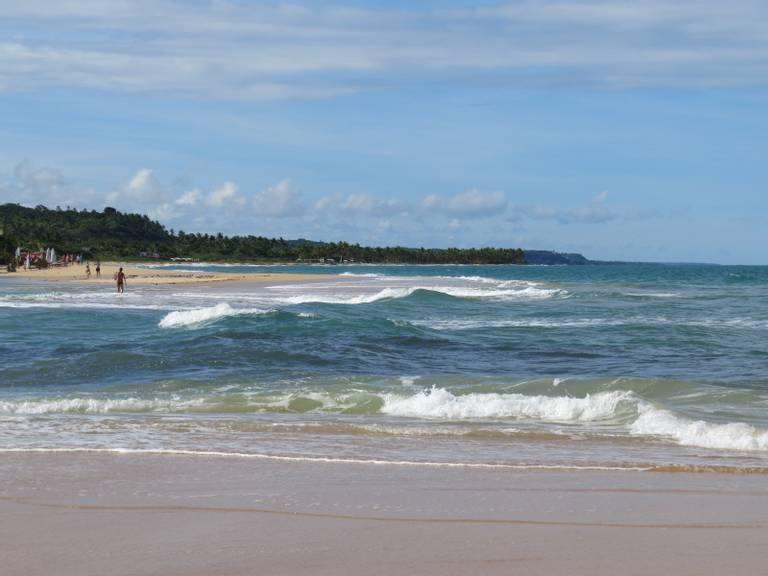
{"left": 630, "top": 405, "right": 768, "bottom": 451}
{"left": 0, "top": 397, "right": 207, "bottom": 414}
{"left": 158, "top": 303, "right": 274, "bottom": 328}
{"left": 3, "top": 384, "right": 768, "bottom": 453}
{"left": 381, "top": 387, "right": 632, "bottom": 421}
{"left": 274, "top": 284, "right": 564, "bottom": 305}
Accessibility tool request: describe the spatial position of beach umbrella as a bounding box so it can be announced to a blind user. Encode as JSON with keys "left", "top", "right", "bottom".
{"left": 50, "top": 248, "right": 56, "bottom": 263}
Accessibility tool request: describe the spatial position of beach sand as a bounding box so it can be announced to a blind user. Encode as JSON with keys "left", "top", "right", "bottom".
{"left": 5, "top": 262, "right": 333, "bottom": 285}
{"left": 1, "top": 452, "right": 766, "bottom": 576}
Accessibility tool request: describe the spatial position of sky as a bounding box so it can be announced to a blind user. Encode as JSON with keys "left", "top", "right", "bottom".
{"left": 1, "top": 1, "right": 767, "bottom": 263}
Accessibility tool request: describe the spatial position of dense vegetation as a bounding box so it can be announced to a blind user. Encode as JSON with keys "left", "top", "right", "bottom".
{"left": 0, "top": 204, "right": 526, "bottom": 264}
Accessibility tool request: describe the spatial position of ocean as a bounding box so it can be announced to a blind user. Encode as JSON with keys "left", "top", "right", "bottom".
{"left": 2, "top": 263, "right": 768, "bottom": 472}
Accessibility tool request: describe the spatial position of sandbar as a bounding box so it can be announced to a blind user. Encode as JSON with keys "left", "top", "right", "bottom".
{"left": 1, "top": 451, "right": 766, "bottom": 575}
{"left": 4, "top": 261, "right": 334, "bottom": 285}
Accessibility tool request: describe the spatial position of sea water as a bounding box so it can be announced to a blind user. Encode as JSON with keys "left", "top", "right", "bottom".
{"left": 2, "top": 263, "right": 768, "bottom": 472}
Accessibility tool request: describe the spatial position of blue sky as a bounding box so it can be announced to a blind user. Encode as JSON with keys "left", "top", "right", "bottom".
{"left": 1, "top": 1, "right": 766, "bottom": 263}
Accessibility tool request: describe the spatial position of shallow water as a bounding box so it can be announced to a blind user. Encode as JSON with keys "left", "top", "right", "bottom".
{"left": 2, "top": 263, "right": 768, "bottom": 471}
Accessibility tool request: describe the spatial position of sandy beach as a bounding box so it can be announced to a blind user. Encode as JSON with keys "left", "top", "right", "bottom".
{"left": 4, "top": 262, "right": 333, "bottom": 285}
{"left": 1, "top": 452, "right": 766, "bottom": 576}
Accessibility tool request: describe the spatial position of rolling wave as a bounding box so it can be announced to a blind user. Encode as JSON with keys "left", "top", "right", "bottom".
{"left": 381, "top": 386, "right": 632, "bottom": 422}
{"left": 273, "top": 284, "right": 564, "bottom": 305}
{"left": 630, "top": 405, "right": 768, "bottom": 451}
{"left": 158, "top": 303, "right": 274, "bottom": 328}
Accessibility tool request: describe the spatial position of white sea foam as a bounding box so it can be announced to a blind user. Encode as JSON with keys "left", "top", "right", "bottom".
{"left": 381, "top": 386, "right": 631, "bottom": 421}
{"left": 0, "top": 397, "right": 206, "bottom": 415}
{"left": 437, "top": 275, "right": 500, "bottom": 284}
{"left": 430, "top": 285, "right": 564, "bottom": 300}
{"left": 277, "top": 287, "right": 416, "bottom": 305}
{"left": 158, "top": 303, "right": 273, "bottom": 328}
{"left": 273, "top": 284, "right": 563, "bottom": 305}
{"left": 630, "top": 405, "right": 768, "bottom": 451}
{"left": 0, "top": 299, "right": 170, "bottom": 311}
{"left": 339, "top": 272, "right": 382, "bottom": 277}
{"left": 410, "top": 318, "right": 624, "bottom": 330}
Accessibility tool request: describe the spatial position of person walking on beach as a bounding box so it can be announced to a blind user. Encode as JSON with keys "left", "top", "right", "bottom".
{"left": 116, "top": 267, "right": 126, "bottom": 293}
{"left": 96, "top": 261, "right": 101, "bottom": 278}
{"left": 86, "top": 263, "right": 91, "bottom": 279}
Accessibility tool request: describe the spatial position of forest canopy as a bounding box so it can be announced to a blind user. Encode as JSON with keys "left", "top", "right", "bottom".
{"left": 0, "top": 204, "right": 526, "bottom": 264}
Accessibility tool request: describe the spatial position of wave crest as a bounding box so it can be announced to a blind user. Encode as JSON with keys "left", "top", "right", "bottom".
{"left": 158, "top": 303, "right": 273, "bottom": 328}
{"left": 630, "top": 405, "right": 768, "bottom": 451}
{"left": 381, "top": 386, "right": 631, "bottom": 421}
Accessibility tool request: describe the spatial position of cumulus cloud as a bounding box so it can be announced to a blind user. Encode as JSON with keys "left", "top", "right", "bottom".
{"left": 107, "top": 168, "right": 168, "bottom": 205}
{"left": 253, "top": 179, "right": 304, "bottom": 217}
{"left": 424, "top": 189, "right": 507, "bottom": 218}
{"left": 206, "top": 181, "right": 243, "bottom": 207}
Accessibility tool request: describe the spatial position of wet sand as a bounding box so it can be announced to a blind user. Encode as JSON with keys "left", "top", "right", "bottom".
{"left": 6, "top": 262, "right": 333, "bottom": 285}
{"left": 1, "top": 452, "right": 766, "bottom": 575}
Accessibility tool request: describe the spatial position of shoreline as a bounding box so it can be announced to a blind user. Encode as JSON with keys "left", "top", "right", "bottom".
{"left": 2, "top": 451, "right": 767, "bottom": 575}
{"left": 2, "top": 261, "right": 335, "bottom": 285}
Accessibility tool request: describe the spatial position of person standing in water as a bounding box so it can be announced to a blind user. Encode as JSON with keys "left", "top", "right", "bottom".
{"left": 116, "top": 267, "right": 126, "bottom": 293}
{"left": 95, "top": 261, "right": 101, "bottom": 278}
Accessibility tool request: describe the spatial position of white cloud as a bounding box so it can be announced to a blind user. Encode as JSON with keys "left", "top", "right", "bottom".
{"left": 315, "top": 192, "right": 406, "bottom": 216}
{"left": 105, "top": 167, "right": 170, "bottom": 206}
{"left": 253, "top": 179, "right": 304, "bottom": 217}
{"left": 0, "top": 161, "right": 73, "bottom": 205}
{"left": 127, "top": 168, "right": 153, "bottom": 194}
{"left": 421, "top": 194, "right": 441, "bottom": 210}
{"left": 206, "top": 181, "right": 242, "bottom": 207}
{"left": 513, "top": 194, "right": 621, "bottom": 224}
{"left": 148, "top": 202, "right": 179, "bottom": 222}
{"left": 425, "top": 189, "right": 507, "bottom": 218}
{"left": 175, "top": 189, "right": 200, "bottom": 206}
{"left": 0, "top": 1, "right": 765, "bottom": 100}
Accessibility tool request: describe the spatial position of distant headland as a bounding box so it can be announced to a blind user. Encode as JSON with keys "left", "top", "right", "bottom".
{"left": 1, "top": 203, "right": 593, "bottom": 266}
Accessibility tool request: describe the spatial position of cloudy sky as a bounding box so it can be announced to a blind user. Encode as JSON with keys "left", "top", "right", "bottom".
{"left": 1, "top": 0, "right": 766, "bottom": 263}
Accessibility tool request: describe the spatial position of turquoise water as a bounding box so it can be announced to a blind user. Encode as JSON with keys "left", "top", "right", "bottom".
{"left": 2, "top": 263, "right": 768, "bottom": 471}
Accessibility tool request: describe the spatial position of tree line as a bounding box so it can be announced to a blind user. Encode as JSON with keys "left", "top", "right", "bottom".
{"left": 0, "top": 203, "right": 525, "bottom": 265}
